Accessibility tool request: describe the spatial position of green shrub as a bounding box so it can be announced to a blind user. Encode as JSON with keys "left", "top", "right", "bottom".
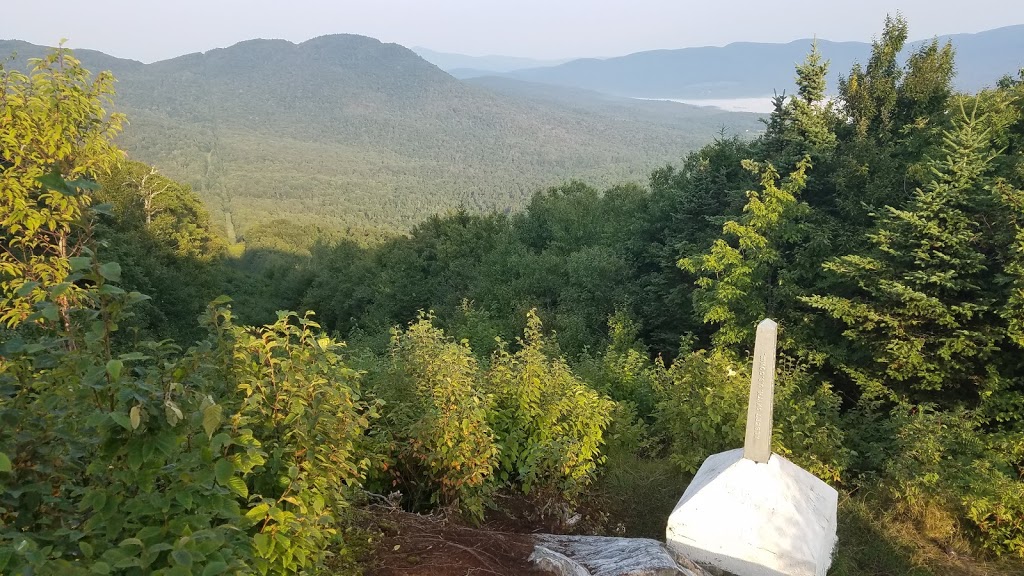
{"left": 574, "top": 312, "right": 664, "bottom": 423}
{"left": 210, "top": 307, "right": 376, "bottom": 574}
{"left": 485, "top": 310, "right": 615, "bottom": 504}
{"left": 372, "top": 314, "right": 498, "bottom": 520}
{"left": 0, "top": 254, "right": 255, "bottom": 574}
{"left": 654, "top": 348, "right": 848, "bottom": 482}
{"left": 881, "top": 405, "right": 1024, "bottom": 557}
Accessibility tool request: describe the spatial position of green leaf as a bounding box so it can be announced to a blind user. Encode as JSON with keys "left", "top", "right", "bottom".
{"left": 50, "top": 282, "right": 72, "bottom": 297}
{"left": 209, "top": 294, "right": 233, "bottom": 306}
{"left": 170, "top": 549, "right": 192, "bottom": 568}
{"left": 211, "top": 432, "right": 233, "bottom": 452}
{"left": 129, "top": 406, "right": 141, "bottom": 430}
{"left": 79, "top": 540, "right": 94, "bottom": 558}
{"left": 98, "top": 262, "right": 122, "bottom": 282}
{"left": 110, "top": 411, "right": 133, "bottom": 431}
{"left": 15, "top": 281, "right": 40, "bottom": 297}
{"left": 91, "top": 202, "right": 114, "bottom": 216}
{"left": 66, "top": 177, "right": 100, "bottom": 191}
{"left": 175, "top": 491, "right": 193, "bottom": 510}
{"left": 148, "top": 543, "right": 174, "bottom": 553}
{"left": 127, "top": 291, "right": 151, "bottom": 304}
{"left": 38, "top": 302, "right": 59, "bottom": 322}
{"left": 0, "top": 452, "right": 10, "bottom": 472}
{"left": 227, "top": 475, "right": 248, "bottom": 499}
{"left": 90, "top": 561, "right": 111, "bottom": 574}
{"left": 253, "top": 532, "right": 272, "bottom": 556}
{"left": 106, "top": 359, "right": 123, "bottom": 382}
{"left": 245, "top": 503, "right": 270, "bottom": 521}
{"left": 99, "top": 284, "right": 126, "bottom": 295}
{"left": 118, "top": 538, "right": 143, "bottom": 548}
{"left": 91, "top": 491, "right": 107, "bottom": 512}
{"left": 69, "top": 256, "right": 93, "bottom": 271}
{"left": 126, "top": 446, "right": 143, "bottom": 470}
{"left": 202, "top": 562, "right": 229, "bottom": 576}
{"left": 214, "top": 458, "right": 234, "bottom": 486}
{"left": 37, "top": 171, "right": 71, "bottom": 194}
{"left": 202, "top": 403, "right": 223, "bottom": 439}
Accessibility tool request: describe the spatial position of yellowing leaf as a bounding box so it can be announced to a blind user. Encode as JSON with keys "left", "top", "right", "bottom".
{"left": 246, "top": 502, "right": 270, "bottom": 521}
{"left": 202, "top": 403, "right": 223, "bottom": 439}
{"left": 227, "top": 475, "right": 249, "bottom": 499}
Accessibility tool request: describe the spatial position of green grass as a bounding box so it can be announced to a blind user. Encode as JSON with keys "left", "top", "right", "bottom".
{"left": 831, "top": 491, "right": 1024, "bottom": 576}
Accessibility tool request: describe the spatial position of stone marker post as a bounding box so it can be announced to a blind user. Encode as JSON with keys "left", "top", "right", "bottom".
{"left": 666, "top": 318, "right": 838, "bottom": 576}
{"left": 743, "top": 319, "right": 777, "bottom": 463}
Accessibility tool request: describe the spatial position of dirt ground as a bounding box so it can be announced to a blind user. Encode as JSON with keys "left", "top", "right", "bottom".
{"left": 362, "top": 506, "right": 550, "bottom": 576}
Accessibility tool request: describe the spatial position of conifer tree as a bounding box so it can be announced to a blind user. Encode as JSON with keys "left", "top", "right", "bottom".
{"left": 1001, "top": 180, "right": 1024, "bottom": 349}
{"left": 804, "top": 104, "right": 1000, "bottom": 404}
{"left": 840, "top": 14, "right": 908, "bottom": 141}
{"left": 790, "top": 42, "right": 838, "bottom": 155}
{"left": 759, "top": 42, "right": 837, "bottom": 168}
{"left": 681, "top": 157, "right": 811, "bottom": 347}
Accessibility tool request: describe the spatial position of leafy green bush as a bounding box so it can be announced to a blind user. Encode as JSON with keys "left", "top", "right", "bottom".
{"left": 485, "top": 310, "right": 615, "bottom": 504}
{"left": 0, "top": 251, "right": 255, "bottom": 574}
{"left": 0, "top": 46, "right": 125, "bottom": 329}
{"left": 881, "top": 405, "right": 1024, "bottom": 557}
{"left": 372, "top": 314, "right": 498, "bottom": 520}
{"left": 0, "top": 267, "right": 377, "bottom": 574}
{"left": 208, "top": 307, "right": 376, "bottom": 573}
{"left": 574, "top": 312, "right": 664, "bottom": 423}
{"left": 654, "top": 348, "right": 848, "bottom": 482}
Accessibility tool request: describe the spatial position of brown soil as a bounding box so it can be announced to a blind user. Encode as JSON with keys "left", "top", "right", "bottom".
{"left": 363, "top": 506, "right": 550, "bottom": 576}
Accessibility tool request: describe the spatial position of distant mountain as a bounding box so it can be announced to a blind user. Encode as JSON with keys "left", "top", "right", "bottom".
{"left": 474, "top": 25, "right": 1024, "bottom": 99}
{"left": 0, "top": 36, "right": 762, "bottom": 236}
{"left": 465, "top": 76, "right": 742, "bottom": 119}
{"left": 412, "top": 47, "right": 572, "bottom": 73}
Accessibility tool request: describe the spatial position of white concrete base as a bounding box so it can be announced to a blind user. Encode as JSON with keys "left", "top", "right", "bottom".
{"left": 665, "top": 449, "right": 837, "bottom": 576}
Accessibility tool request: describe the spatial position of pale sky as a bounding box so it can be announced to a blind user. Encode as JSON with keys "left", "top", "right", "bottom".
{"left": 3, "top": 0, "right": 1023, "bottom": 63}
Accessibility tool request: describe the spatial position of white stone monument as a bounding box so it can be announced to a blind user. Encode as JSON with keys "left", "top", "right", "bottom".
{"left": 666, "top": 319, "right": 838, "bottom": 576}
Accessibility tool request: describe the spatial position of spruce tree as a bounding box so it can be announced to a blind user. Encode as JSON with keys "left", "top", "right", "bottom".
{"left": 681, "top": 157, "right": 811, "bottom": 347}
{"left": 790, "top": 41, "right": 838, "bottom": 156}
{"left": 804, "top": 104, "right": 1000, "bottom": 404}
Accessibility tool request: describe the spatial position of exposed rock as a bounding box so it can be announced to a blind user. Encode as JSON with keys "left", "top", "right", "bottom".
{"left": 531, "top": 545, "right": 592, "bottom": 576}
{"left": 529, "top": 534, "right": 711, "bottom": 576}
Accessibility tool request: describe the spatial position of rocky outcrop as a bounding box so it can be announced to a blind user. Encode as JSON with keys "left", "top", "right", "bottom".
{"left": 529, "top": 534, "right": 712, "bottom": 576}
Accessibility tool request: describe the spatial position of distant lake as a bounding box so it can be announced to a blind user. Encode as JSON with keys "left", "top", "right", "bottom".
{"left": 635, "top": 97, "right": 776, "bottom": 114}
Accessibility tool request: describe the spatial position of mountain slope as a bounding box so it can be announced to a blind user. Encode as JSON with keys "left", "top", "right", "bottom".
{"left": 1, "top": 36, "right": 762, "bottom": 236}
{"left": 485, "top": 25, "right": 1024, "bottom": 98}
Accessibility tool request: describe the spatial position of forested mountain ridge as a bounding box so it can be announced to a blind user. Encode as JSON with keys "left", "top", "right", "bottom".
{"left": 0, "top": 36, "right": 763, "bottom": 238}
{"left": 470, "top": 24, "right": 1024, "bottom": 98}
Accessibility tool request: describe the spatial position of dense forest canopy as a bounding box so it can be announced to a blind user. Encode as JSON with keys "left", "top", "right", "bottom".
{"left": 2, "top": 15, "right": 1024, "bottom": 576}
{"left": 0, "top": 36, "right": 764, "bottom": 239}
